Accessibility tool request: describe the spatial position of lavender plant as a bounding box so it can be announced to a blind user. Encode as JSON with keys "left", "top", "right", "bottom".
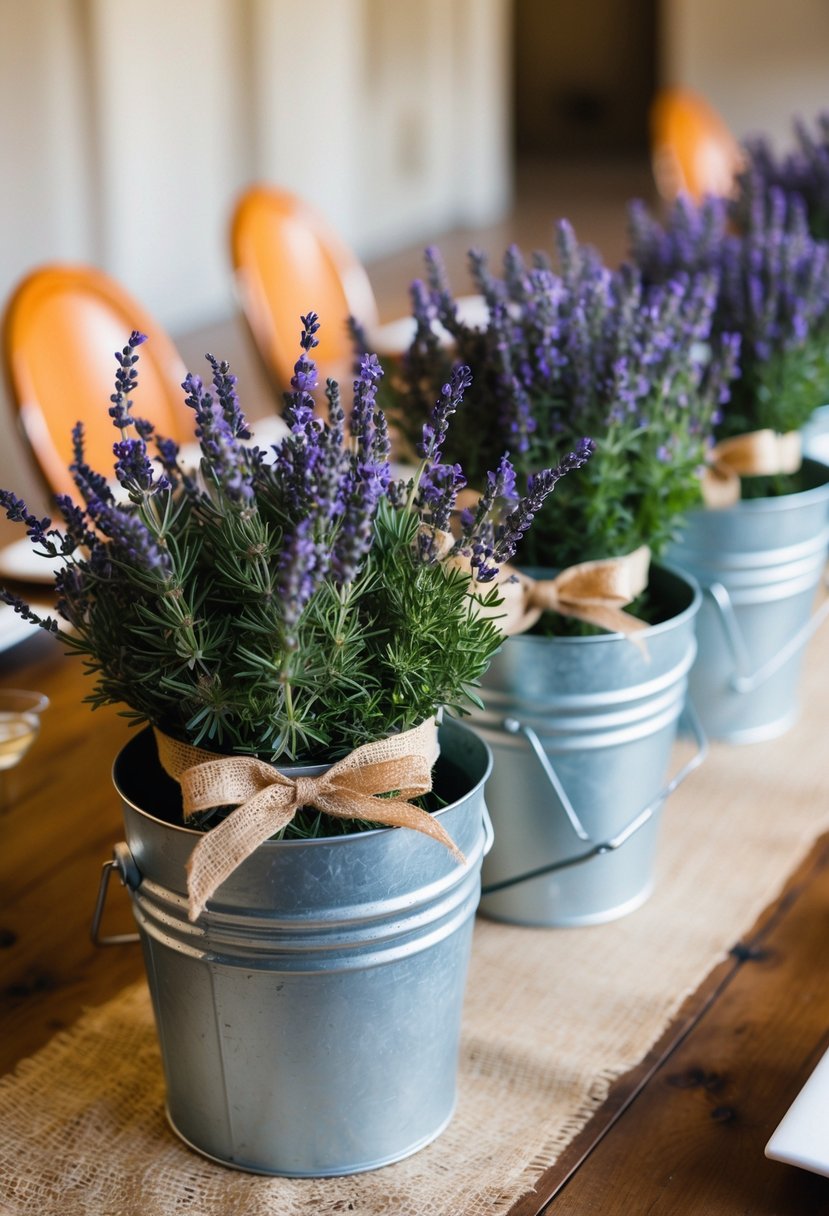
{"left": 629, "top": 189, "right": 829, "bottom": 446}
{"left": 736, "top": 112, "right": 829, "bottom": 241}
{"left": 371, "top": 222, "right": 736, "bottom": 591}
{"left": 0, "top": 318, "right": 589, "bottom": 833}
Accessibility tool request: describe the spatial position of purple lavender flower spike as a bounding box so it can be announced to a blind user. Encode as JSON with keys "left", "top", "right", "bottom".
{"left": 738, "top": 111, "right": 829, "bottom": 241}
{"left": 154, "top": 436, "right": 182, "bottom": 482}
{"left": 322, "top": 349, "right": 393, "bottom": 586}
{"left": 104, "top": 336, "right": 171, "bottom": 498}
{"left": 54, "top": 494, "right": 97, "bottom": 552}
{"left": 469, "top": 248, "right": 506, "bottom": 312}
{"left": 459, "top": 512, "right": 498, "bottom": 581}
{"left": 54, "top": 563, "right": 90, "bottom": 629}
{"left": 0, "top": 490, "right": 59, "bottom": 554}
{"left": 332, "top": 452, "right": 390, "bottom": 585}
{"left": 0, "top": 588, "right": 59, "bottom": 634}
{"left": 346, "top": 314, "right": 371, "bottom": 368}
{"left": 207, "top": 353, "right": 251, "bottom": 439}
{"left": 350, "top": 352, "right": 384, "bottom": 447}
{"left": 418, "top": 364, "right": 473, "bottom": 463}
{"left": 183, "top": 367, "right": 254, "bottom": 503}
{"left": 492, "top": 438, "right": 595, "bottom": 571}
{"left": 424, "top": 246, "right": 458, "bottom": 331}
{"left": 409, "top": 278, "right": 437, "bottom": 339}
{"left": 86, "top": 496, "right": 171, "bottom": 575}
{"left": 109, "top": 330, "right": 148, "bottom": 430}
{"left": 278, "top": 516, "right": 329, "bottom": 644}
{"left": 282, "top": 314, "right": 322, "bottom": 435}
{"left": 487, "top": 453, "right": 519, "bottom": 503}
{"left": 71, "top": 422, "right": 115, "bottom": 507}
{"left": 417, "top": 461, "right": 467, "bottom": 537}
{"left": 629, "top": 185, "right": 829, "bottom": 436}
{"left": 113, "top": 437, "right": 164, "bottom": 493}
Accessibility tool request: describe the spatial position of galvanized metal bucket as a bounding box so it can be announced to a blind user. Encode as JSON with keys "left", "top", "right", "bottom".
{"left": 94, "top": 718, "right": 492, "bottom": 1177}
{"left": 470, "top": 565, "right": 705, "bottom": 927}
{"left": 665, "top": 458, "right": 829, "bottom": 743}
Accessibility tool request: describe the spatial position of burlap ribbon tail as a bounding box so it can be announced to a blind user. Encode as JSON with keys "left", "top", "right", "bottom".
{"left": 154, "top": 719, "right": 461, "bottom": 922}
{"left": 702, "top": 429, "right": 802, "bottom": 508}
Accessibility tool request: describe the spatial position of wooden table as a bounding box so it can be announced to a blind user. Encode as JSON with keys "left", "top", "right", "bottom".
{"left": 2, "top": 629, "right": 829, "bottom": 1214}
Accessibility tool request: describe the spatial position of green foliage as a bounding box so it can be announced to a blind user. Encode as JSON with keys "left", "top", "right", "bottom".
{"left": 1, "top": 325, "right": 526, "bottom": 848}
{"left": 60, "top": 483, "right": 504, "bottom": 769}
{"left": 750, "top": 338, "right": 829, "bottom": 436}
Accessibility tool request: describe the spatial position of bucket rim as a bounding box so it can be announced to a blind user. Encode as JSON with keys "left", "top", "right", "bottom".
{"left": 112, "top": 716, "right": 492, "bottom": 849}
{"left": 501, "top": 561, "right": 701, "bottom": 648}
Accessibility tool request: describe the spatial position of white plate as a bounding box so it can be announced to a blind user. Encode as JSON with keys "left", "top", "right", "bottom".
{"left": 765, "top": 1044, "right": 829, "bottom": 1177}
{"left": 369, "top": 293, "right": 490, "bottom": 356}
{"left": 0, "top": 417, "right": 398, "bottom": 588}
{"left": 0, "top": 537, "right": 62, "bottom": 586}
{"left": 247, "top": 414, "right": 290, "bottom": 446}
{"left": 177, "top": 413, "right": 289, "bottom": 473}
{"left": 0, "top": 600, "right": 53, "bottom": 651}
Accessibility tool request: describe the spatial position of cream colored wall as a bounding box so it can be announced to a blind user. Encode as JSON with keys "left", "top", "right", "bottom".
{"left": 0, "top": 0, "right": 511, "bottom": 511}
{"left": 251, "top": 0, "right": 364, "bottom": 244}
{"left": 0, "top": 1, "right": 93, "bottom": 305}
{"left": 661, "top": 0, "right": 829, "bottom": 149}
{"left": 86, "top": 0, "right": 254, "bottom": 333}
{"left": 1, "top": 0, "right": 511, "bottom": 333}
{"left": 2, "top": 0, "right": 825, "bottom": 513}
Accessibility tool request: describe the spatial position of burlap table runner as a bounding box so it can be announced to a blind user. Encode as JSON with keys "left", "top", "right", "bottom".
{"left": 3, "top": 651, "right": 829, "bottom": 1214}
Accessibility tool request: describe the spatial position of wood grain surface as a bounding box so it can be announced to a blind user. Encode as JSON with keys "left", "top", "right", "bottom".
{"left": 0, "top": 632, "right": 143, "bottom": 1074}
{"left": 3, "top": 623, "right": 829, "bottom": 1214}
{"left": 528, "top": 836, "right": 829, "bottom": 1214}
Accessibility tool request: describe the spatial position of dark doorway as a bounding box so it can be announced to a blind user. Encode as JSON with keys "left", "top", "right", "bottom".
{"left": 513, "top": 0, "right": 659, "bottom": 158}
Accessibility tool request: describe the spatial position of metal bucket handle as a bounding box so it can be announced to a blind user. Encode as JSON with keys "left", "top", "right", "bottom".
{"left": 708, "top": 567, "right": 829, "bottom": 695}
{"left": 91, "top": 804, "right": 496, "bottom": 946}
{"left": 481, "top": 802, "right": 495, "bottom": 856}
{"left": 480, "top": 701, "right": 708, "bottom": 898}
{"left": 90, "top": 842, "right": 141, "bottom": 946}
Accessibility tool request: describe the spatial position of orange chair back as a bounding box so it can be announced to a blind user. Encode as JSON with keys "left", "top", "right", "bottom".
{"left": 230, "top": 186, "right": 378, "bottom": 392}
{"left": 650, "top": 88, "right": 743, "bottom": 202}
{"left": 3, "top": 264, "right": 189, "bottom": 500}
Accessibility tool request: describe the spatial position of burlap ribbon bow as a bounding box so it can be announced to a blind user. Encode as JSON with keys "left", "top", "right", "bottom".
{"left": 442, "top": 537, "right": 651, "bottom": 637}
{"left": 490, "top": 546, "right": 652, "bottom": 636}
{"left": 702, "top": 429, "right": 802, "bottom": 508}
{"left": 154, "top": 719, "right": 462, "bottom": 922}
